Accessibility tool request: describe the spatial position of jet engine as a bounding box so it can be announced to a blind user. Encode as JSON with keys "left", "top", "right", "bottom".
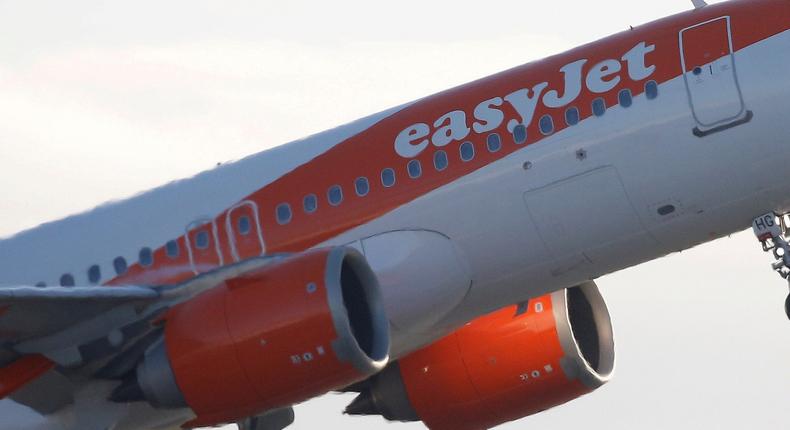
{"left": 115, "top": 247, "right": 390, "bottom": 428}
{"left": 345, "top": 281, "right": 614, "bottom": 430}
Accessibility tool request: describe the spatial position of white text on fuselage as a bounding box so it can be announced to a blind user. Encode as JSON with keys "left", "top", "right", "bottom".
{"left": 394, "top": 42, "right": 656, "bottom": 158}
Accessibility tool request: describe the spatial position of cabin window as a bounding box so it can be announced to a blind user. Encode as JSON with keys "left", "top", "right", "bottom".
{"left": 328, "top": 185, "right": 343, "bottom": 206}
{"left": 276, "top": 203, "right": 293, "bottom": 224}
{"left": 88, "top": 265, "right": 101, "bottom": 284}
{"left": 238, "top": 216, "right": 251, "bottom": 234}
{"left": 619, "top": 89, "right": 633, "bottom": 108}
{"left": 35, "top": 282, "right": 46, "bottom": 287}
{"left": 139, "top": 247, "right": 153, "bottom": 267}
{"left": 657, "top": 204, "right": 676, "bottom": 216}
{"left": 645, "top": 80, "right": 658, "bottom": 100}
{"left": 460, "top": 141, "right": 475, "bottom": 162}
{"left": 166, "top": 240, "right": 179, "bottom": 258}
{"left": 487, "top": 133, "right": 501, "bottom": 152}
{"left": 381, "top": 168, "right": 396, "bottom": 188}
{"left": 565, "top": 107, "right": 580, "bottom": 126}
{"left": 512, "top": 124, "right": 527, "bottom": 144}
{"left": 434, "top": 150, "right": 448, "bottom": 171}
{"left": 355, "top": 177, "right": 370, "bottom": 197}
{"left": 539, "top": 115, "right": 554, "bottom": 135}
{"left": 592, "top": 98, "right": 606, "bottom": 117}
{"left": 113, "top": 257, "right": 128, "bottom": 276}
{"left": 303, "top": 194, "right": 318, "bottom": 213}
{"left": 407, "top": 160, "right": 422, "bottom": 179}
{"left": 60, "top": 274, "right": 75, "bottom": 287}
{"left": 195, "top": 231, "right": 210, "bottom": 249}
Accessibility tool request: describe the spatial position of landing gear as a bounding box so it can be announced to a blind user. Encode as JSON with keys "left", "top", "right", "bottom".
{"left": 752, "top": 212, "right": 790, "bottom": 320}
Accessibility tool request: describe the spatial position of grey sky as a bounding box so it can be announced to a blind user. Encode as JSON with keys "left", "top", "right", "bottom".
{"left": 2, "top": 0, "right": 788, "bottom": 429}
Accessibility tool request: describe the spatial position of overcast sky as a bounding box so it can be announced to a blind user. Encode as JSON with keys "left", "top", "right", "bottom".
{"left": 1, "top": 0, "right": 789, "bottom": 429}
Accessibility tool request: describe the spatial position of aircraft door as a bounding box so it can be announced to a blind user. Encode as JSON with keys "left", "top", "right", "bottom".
{"left": 185, "top": 219, "right": 224, "bottom": 274}
{"left": 225, "top": 200, "right": 266, "bottom": 261}
{"left": 679, "top": 16, "right": 751, "bottom": 136}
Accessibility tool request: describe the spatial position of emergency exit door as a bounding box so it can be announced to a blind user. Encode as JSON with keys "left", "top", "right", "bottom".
{"left": 679, "top": 16, "right": 751, "bottom": 136}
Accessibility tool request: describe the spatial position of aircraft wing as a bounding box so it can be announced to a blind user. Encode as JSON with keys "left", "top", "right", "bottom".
{"left": 0, "top": 258, "right": 275, "bottom": 382}
{"left": 0, "top": 286, "right": 160, "bottom": 356}
{"left": 0, "top": 285, "right": 162, "bottom": 415}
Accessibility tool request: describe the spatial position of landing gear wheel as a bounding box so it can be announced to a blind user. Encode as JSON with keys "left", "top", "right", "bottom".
{"left": 751, "top": 213, "right": 790, "bottom": 320}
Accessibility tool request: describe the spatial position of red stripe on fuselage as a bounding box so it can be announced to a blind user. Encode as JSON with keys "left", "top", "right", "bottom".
{"left": 109, "top": 0, "right": 790, "bottom": 287}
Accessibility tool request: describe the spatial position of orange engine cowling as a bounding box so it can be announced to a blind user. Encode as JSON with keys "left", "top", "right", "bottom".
{"left": 345, "top": 282, "right": 614, "bottom": 430}
{"left": 124, "top": 247, "right": 390, "bottom": 428}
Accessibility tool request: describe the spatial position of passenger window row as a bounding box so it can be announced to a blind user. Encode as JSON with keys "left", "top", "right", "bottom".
{"left": 273, "top": 120, "right": 536, "bottom": 225}
{"left": 54, "top": 256, "right": 129, "bottom": 287}
{"left": 48, "top": 213, "right": 262, "bottom": 287}
{"left": 543, "top": 80, "right": 658, "bottom": 134}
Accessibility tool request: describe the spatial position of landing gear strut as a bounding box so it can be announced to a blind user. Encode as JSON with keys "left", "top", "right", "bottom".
{"left": 752, "top": 212, "right": 790, "bottom": 320}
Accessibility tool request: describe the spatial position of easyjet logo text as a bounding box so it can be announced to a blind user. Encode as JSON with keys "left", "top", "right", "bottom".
{"left": 394, "top": 42, "right": 656, "bottom": 158}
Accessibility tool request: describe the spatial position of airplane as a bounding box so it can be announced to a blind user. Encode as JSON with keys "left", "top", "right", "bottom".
{"left": 1, "top": 0, "right": 790, "bottom": 429}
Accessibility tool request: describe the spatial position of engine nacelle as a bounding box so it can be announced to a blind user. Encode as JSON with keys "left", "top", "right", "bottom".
{"left": 346, "top": 282, "right": 614, "bottom": 430}
{"left": 129, "top": 247, "right": 390, "bottom": 428}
